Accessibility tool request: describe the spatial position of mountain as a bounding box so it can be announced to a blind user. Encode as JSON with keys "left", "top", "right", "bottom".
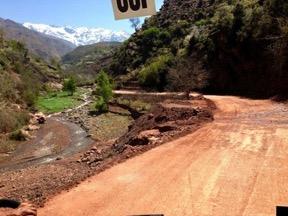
{"left": 111, "top": 0, "right": 288, "bottom": 97}
{"left": 62, "top": 42, "right": 121, "bottom": 82}
{"left": 0, "top": 18, "right": 75, "bottom": 61}
{"left": 23, "top": 23, "right": 130, "bottom": 46}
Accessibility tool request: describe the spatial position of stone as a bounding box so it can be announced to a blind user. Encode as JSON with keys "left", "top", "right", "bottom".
{"left": 27, "top": 125, "right": 40, "bottom": 131}
{"left": 138, "top": 129, "right": 161, "bottom": 139}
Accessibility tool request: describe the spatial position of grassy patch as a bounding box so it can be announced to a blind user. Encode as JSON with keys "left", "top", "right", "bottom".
{"left": 89, "top": 113, "right": 132, "bottom": 141}
{"left": 36, "top": 89, "right": 87, "bottom": 114}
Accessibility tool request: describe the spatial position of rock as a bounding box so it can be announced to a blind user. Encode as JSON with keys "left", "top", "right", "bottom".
{"left": 148, "top": 113, "right": 154, "bottom": 119}
{"left": 56, "top": 157, "right": 63, "bottom": 161}
{"left": 34, "top": 112, "right": 46, "bottom": 124}
{"left": 0, "top": 202, "right": 37, "bottom": 216}
{"left": 46, "top": 82, "right": 63, "bottom": 92}
{"left": 27, "top": 125, "right": 40, "bottom": 131}
{"left": 138, "top": 129, "right": 161, "bottom": 139}
{"left": 81, "top": 157, "right": 89, "bottom": 163}
{"left": 20, "top": 129, "right": 33, "bottom": 141}
{"left": 11, "top": 104, "right": 21, "bottom": 110}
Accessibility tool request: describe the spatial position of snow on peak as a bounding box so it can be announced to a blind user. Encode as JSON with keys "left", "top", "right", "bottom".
{"left": 23, "top": 23, "right": 130, "bottom": 46}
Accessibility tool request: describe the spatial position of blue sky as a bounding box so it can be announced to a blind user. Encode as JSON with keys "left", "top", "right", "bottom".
{"left": 0, "top": 0, "right": 164, "bottom": 33}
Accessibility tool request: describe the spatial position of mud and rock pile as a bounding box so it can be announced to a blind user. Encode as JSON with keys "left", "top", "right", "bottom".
{"left": 114, "top": 99, "right": 213, "bottom": 150}
{"left": 79, "top": 97, "right": 214, "bottom": 168}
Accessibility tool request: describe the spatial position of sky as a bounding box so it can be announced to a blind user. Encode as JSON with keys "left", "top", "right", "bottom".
{"left": 0, "top": 0, "right": 164, "bottom": 33}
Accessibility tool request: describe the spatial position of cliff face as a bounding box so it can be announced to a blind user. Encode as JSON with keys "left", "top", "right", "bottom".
{"left": 111, "top": 0, "right": 288, "bottom": 97}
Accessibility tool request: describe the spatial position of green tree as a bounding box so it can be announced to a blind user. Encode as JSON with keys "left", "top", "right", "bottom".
{"left": 63, "top": 77, "right": 76, "bottom": 96}
{"left": 95, "top": 70, "right": 113, "bottom": 113}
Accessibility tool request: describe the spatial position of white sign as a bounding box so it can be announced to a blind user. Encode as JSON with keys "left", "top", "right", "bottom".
{"left": 111, "top": 0, "right": 156, "bottom": 20}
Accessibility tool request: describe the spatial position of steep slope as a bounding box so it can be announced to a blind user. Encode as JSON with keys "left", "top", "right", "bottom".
{"left": 23, "top": 23, "right": 130, "bottom": 46}
{"left": 0, "top": 35, "right": 61, "bottom": 135}
{"left": 111, "top": 0, "right": 288, "bottom": 97}
{"left": 0, "top": 18, "right": 75, "bottom": 60}
{"left": 62, "top": 42, "right": 121, "bottom": 81}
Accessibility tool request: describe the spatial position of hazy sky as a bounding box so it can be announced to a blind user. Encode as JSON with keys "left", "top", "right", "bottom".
{"left": 0, "top": 0, "right": 164, "bottom": 33}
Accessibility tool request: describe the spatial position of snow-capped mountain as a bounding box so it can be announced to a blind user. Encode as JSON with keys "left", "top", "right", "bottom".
{"left": 23, "top": 23, "right": 130, "bottom": 46}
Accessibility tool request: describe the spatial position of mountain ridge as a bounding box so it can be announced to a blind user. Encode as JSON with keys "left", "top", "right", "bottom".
{"left": 23, "top": 23, "right": 130, "bottom": 46}
{"left": 0, "top": 18, "right": 75, "bottom": 60}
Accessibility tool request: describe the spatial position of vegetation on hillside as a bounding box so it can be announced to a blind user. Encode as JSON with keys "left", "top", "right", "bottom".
{"left": 111, "top": 0, "right": 288, "bottom": 97}
{"left": 62, "top": 42, "right": 121, "bottom": 83}
{"left": 0, "top": 35, "right": 61, "bottom": 134}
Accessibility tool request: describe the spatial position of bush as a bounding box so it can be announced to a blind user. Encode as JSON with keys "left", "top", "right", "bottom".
{"left": 95, "top": 96, "right": 108, "bottom": 113}
{"left": 138, "top": 55, "right": 173, "bottom": 90}
{"left": 63, "top": 77, "right": 76, "bottom": 96}
{"left": 0, "top": 109, "right": 30, "bottom": 134}
{"left": 95, "top": 70, "right": 113, "bottom": 113}
{"left": 19, "top": 71, "right": 40, "bottom": 108}
{"left": 9, "top": 130, "right": 26, "bottom": 141}
{"left": 211, "top": 3, "right": 235, "bottom": 31}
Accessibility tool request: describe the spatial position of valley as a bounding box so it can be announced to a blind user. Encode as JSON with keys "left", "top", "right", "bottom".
{"left": 0, "top": 0, "right": 288, "bottom": 215}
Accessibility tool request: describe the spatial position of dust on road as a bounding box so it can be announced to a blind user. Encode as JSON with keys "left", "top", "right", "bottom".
{"left": 39, "top": 96, "right": 288, "bottom": 216}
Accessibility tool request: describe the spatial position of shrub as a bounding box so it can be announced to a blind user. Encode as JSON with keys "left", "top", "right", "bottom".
{"left": 211, "top": 3, "right": 235, "bottom": 31}
{"left": 95, "top": 70, "right": 113, "bottom": 113}
{"left": 63, "top": 77, "right": 76, "bottom": 96}
{"left": 138, "top": 55, "right": 173, "bottom": 90}
{"left": 0, "top": 109, "right": 30, "bottom": 134}
{"left": 95, "top": 96, "right": 108, "bottom": 113}
{"left": 9, "top": 130, "right": 26, "bottom": 141}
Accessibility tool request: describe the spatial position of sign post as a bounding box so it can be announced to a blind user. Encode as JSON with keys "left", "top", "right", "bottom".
{"left": 111, "top": 0, "right": 156, "bottom": 20}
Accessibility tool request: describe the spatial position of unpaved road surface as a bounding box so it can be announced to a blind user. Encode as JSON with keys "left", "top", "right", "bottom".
{"left": 39, "top": 96, "right": 288, "bottom": 216}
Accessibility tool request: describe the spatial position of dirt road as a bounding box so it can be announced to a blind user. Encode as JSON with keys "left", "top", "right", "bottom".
{"left": 39, "top": 96, "right": 288, "bottom": 216}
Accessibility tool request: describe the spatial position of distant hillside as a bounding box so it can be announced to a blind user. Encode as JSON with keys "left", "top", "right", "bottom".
{"left": 111, "top": 0, "right": 288, "bottom": 97}
{"left": 62, "top": 42, "right": 121, "bottom": 82}
{"left": 0, "top": 18, "right": 75, "bottom": 61}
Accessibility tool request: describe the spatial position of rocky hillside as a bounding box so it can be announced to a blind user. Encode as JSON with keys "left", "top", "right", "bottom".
{"left": 0, "top": 18, "right": 75, "bottom": 61}
{"left": 62, "top": 42, "right": 121, "bottom": 82}
{"left": 111, "top": 0, "right": 288, "bottom": 97}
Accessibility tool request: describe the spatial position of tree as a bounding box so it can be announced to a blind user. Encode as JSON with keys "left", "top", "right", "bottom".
{"left": 95, "top": 70, "right": 113, "bottom": 113}
{"left": 168, "top": 58, "right": 209, "bottom": 99}
{"left": 63, "top": 77, "right": 76, "bottom": 96}
{"left": 129, "top": 18, "right": 141, "bottom": 31}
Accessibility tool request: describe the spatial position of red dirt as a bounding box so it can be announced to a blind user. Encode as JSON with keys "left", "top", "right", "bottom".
{"left": 0, "top": 97, "right": 212, "bottom": 214}
{"left": 39, "top": 96, "right": 288, "bottom": 216}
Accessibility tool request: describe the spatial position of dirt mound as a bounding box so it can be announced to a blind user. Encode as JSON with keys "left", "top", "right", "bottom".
{"left": 80, "top": 98, "right": 214, "bottom": 167}
{"left": 114, "top": 99, "right": 213, "bottom": 150}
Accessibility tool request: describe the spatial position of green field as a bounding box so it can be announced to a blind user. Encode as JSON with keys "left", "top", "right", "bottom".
{"left": 36, "top": 89, "right": 87, "bottom": 114}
